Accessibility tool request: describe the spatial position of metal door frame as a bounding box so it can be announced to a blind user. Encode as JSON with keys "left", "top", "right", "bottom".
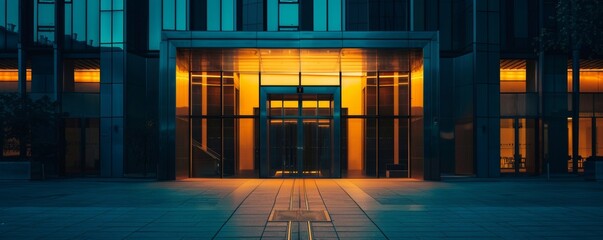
{"left": 259, "top": 86, "right": 341, "bottom": 178}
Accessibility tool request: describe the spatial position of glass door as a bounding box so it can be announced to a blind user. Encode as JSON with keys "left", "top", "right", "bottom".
{"left": 267, "top": 94, "right": 333, "bottom": 177}
{"left": 500, "top": 118, "right": 538, "bottom": 174}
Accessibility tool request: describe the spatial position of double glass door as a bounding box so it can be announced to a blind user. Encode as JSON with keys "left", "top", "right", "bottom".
{"left": 268, "top": 94, "right": 333, "bottom": 177}
{"left": 500, "top": 118, "right": 537, "bottom": 174}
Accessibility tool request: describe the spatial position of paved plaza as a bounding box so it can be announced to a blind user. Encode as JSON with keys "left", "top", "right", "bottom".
{"left": 1, "top": 177, "right": 603, "bottom": 239}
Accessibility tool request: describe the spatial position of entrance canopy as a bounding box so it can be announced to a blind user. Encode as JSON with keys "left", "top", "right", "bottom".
{"left": 187, "top": 48, "right": 415, "bottom": 73}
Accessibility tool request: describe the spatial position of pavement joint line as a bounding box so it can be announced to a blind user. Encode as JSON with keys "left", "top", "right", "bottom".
{"left": 333, "top": 179, "right": 390, "bottom": 240}
{"left": 313, "top": 179, "right": 339, "bottom": 240}
{"left": 211, "top": 179, "right": 263, "bottom": 240}
{"left": 261, "top": 179, "right": 286, "bottom": 239}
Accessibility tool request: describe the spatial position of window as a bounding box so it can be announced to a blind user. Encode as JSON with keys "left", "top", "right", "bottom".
{"left": 279, "top": 0, "right": 299, "bottom": 30}
{"left": 345, "top": 0, "right": 409, "bottom": 31}
{"left": 65, "top": 0, "right": 100, "bottom": 49}
{"left": 34, "top": 0, "right": 55, "bottom": 46}
{"left": 237, "top": 0, "right": 264, "bottom": 31}
{"left": 0, "top": 0, "right": 19, "bottom": 50}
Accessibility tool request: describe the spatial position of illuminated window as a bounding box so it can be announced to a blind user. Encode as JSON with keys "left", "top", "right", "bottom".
{"left": 500, "top": 60, "right": 527, "bottom": 93}
{"left": 73, "top": 69, "right": 100, "bottom": 92}
{"left": 0, "top": 69, "right": 32, "bottom": 92}
{"left": 568, "top": 70, "right": 603, "bottom": 93}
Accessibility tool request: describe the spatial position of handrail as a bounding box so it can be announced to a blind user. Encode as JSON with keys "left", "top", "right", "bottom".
{"left": 191, "top": 138, "right": 221, "bottom": 161}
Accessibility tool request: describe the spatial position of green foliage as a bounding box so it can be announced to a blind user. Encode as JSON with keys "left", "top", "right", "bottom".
{"left": 0, "top": 93, "right": 60, "bottom": 162}
{"left": 539, "top": 0, "right": 603, "bottom": 55}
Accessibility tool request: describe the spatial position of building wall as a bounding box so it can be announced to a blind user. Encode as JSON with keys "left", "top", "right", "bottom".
{"left": 2, "top": 0, "right": 601, "bottom": 179}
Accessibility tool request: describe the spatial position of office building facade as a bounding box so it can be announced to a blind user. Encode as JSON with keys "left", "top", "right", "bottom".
{"left": 1, "top": 0, "right": 601, "bottom": 180}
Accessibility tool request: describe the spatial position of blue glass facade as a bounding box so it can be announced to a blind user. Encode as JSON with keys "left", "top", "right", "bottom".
{"left": 1, "top": 0, "right": 602, "bottom": 180}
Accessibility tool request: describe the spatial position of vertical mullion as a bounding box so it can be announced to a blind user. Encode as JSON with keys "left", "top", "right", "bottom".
{"left": 376, "top": 71, "right": 379, "bottom": 177}
{"left": 220, "top": 70, "right": 224, "bottom": 178}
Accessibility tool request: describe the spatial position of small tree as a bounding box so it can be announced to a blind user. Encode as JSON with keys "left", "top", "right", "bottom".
{"left": 0, "top": 93, "right": 60, "bottom": 165}
{"left": 538, "top": 0, "right": 603, "bottom": 173}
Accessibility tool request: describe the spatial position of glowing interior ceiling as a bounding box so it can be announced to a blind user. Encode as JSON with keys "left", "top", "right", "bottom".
{"left": 189, "top": 48, "right": 415, "bottom": 73}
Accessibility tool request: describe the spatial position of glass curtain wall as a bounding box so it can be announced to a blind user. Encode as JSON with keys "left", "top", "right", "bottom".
{"left": 64, "top": 0, "right": 100, "bottom": 49}
{"left": 568, "top": 68, "right": 603, "bottom": 172}
{"left": 177, "top": 48, "right": 423, "bottom": 178}
{"left": 499, "top": 59, "right": 539, "bottom": 175}
{"left": 0, "top": 0, "right": 19, "bottom": 50}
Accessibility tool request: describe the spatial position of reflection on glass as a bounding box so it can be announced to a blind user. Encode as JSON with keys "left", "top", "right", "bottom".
{"left": 500, "top": 118, "right": 536, "bottom": 174}
{"left": 179, "top": 48, "right": 424, "bottom": 178}
{"left": 64, "top": 118, "right": 100, "bottom": 176}
{"left": 279, "top": 3, "right": 299, "bottom": 28}
{"left": 597, "top": 118, "right": 603, "bottom": 156}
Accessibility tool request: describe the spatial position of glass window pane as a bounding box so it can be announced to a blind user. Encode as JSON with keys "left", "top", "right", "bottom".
{"left": 72, "top": 0, "right": 86, "bottom": 43}
{"left": 597, "top": 119, "right": 603, "bottom": 156}
{"left": 112, "top": 11, "right": 123, "bottom": 43}
{"left": 207, "top": 0, "right": 220, "bottom": 30}
{"left": 327, "top": 0, "right": 341, "bottom": 31}
{"left": 313, "top": 0, "right": 326, "bottom": 31}
{"left": 163, "top": 0, "right": 175, "bottom": 30}
{"left": 112, "top": 0, "right": 123, "bottom": 10}
{"left": 87, "top": 0, "right": 100, "bottom": 47}
{"left": 222, "top": 0, "right": 235, "bottom": 31}
{"left": 64, "top": 4, "right": 72, "bottom": 41}
{"left": 0, "top": 0, "right": 6, "bottom": 28}
{"left": 6, "top": 0, "right": 18, "bottom": 33}
{"left": 239, "top": 72, "right": 259, "bottom": 115}
{"left": 148, "top": 0, "right": 161, "bottom": 49}
{"left": 100, "top": 11, "right": 111, "bottom": 43}
{"left": 345, "top": 0, "right": 368, "bottom": 31}
{"left": 279, "top": 3, "right": 298, "bottom": 27}
{"left": 100, "top": 0, "right": 111, "bottom": 10}
{"left": 38, "top": 4, "right": 55, "bottom": 26}
{"left": 176, "top": 0, "right": 187, "bottom": 30}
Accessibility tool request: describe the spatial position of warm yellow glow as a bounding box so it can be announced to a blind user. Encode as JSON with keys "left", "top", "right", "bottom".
{"left": 283, "top": 100, "right": 298, "bottom": 108}
{"left": 176, "top": 60, "right": 189, "bottom": 116}
{"left": 566, "top": 117, "right": 601, "bottom": 172}
{"left": 275, "top": 170, "right": 321, "bottom": 174}
{"left": 318, "top": 100, "right": 330, "bottom": 108}
{"left": 410, "top": 64, "right": 424, "bottom": 110}
{"left": 239, "top": 119, "right": 255, "bottom": 170}
{"left": 0, "top": 69, "right": 32, "bottom": 81}
{"left": 270, "top": 100, "right": 283, "bottom": 108}
{"left": 568, "top": 70, "right": 603, "bottom": 92}
{"left": 261, "top": 73, "right": 299, "bottom": 85}
{"left": 74, "top": 70, "right": 100, "bottom": 83}
{"left": 239, "top": 73, "right": 259, "bottom": 115}
{"left": 302, "top": 100, "right": 317, "bottom": 108}
{"left": 500, "top": 69, "right": 526, "bottom": 92}
{"left": 500, "top": 69, "right": 526, "bottom": 81}
{"left": 341, "top": 76, "right": 365, "bottom": 170}
{"left": 347, "top": 119, "right": 363, "bottom": 170}
{"left": 301, "top": 73, "right": 339, "bottom": 85}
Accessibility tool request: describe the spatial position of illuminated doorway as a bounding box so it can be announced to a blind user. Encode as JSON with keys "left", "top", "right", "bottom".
{"left": 568, "top": 117, "right": 603, "bottom": 172}
{"left": 165, "top": 41, "right": 436, "bottom": 180}
{"left": 500, "top": 118, "right": 538, "bottom": 174}
{"left": 260, "top": 86, "right": 340, "bottom": 178}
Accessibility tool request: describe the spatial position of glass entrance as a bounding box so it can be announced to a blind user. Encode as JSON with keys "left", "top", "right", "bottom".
{"left": 500, "top": 118, "right": 538, "bottom": 174}
{"left": 259, "top": 86, "right": 341, "bottom": 178}
{"left": 268, "top": 94, "right": 333, "bottom": 177}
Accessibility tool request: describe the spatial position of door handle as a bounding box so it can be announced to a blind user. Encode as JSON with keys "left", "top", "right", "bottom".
{"left": 297, "top": 147, "right": 303, "bottom": 150}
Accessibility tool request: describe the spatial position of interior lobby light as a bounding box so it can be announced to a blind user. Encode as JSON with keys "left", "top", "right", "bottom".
{"left": 74, "top": 70, "right": 100, "bottom": 83}
{"left": 0, "top": 69, "right": 32, "bottom": 81}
